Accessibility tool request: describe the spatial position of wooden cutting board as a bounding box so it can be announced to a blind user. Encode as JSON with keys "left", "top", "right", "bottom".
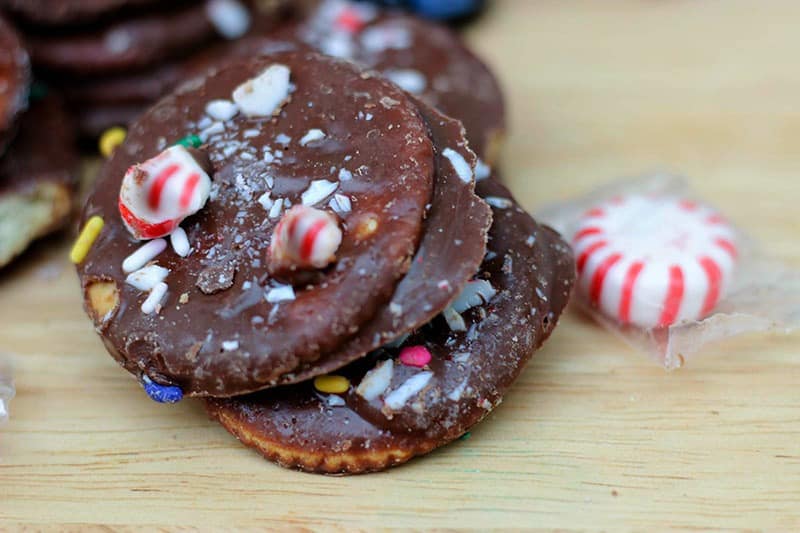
{"left": 1, "top": 0, "right": 799, "bottom": 529}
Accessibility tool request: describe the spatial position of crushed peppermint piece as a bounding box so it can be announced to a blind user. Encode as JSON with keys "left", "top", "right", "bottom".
{"left": 338, "top": 168, "right": 353, "bottom": 181}
{"left": 442, "top": 148, "right": 473, "bottom": 183}
{"left": 299, "top": 129, "right": 326, "bottom": 146}
{"left": 122, "top": 238, "right": 167, "bottom": 273}
{"left": 443, "top": 306, "right": 467, "bottom": 332}
{"left": 268, "top": 200, "right": 283, "bottom": 219}
{"left": 383, "top": 69, "right": 427, "bottom": 94}
{"left": 232, "top": 64, "right": 291, "bottom": 117}
{"left": 453, "top": 352, "right": 471, "bottom": 363}
{"left": 384, "top": 371, "right": 433, "bottom": 410}
{"left": 526, "top": 235, "right": 536, "bottom": 247}
{"left": 399, "top": 346, "right": 432, "bottom": 368}
{"left": 141, "top": 282, "right": 168, "bottom": 314}
{"left": 205, "top": 99, "right": 239, "bottom": 121}
{"left": 447, "top": 379, "right": 469, "bottom": 401}
{"left": 275, "top": 133, "right": 291, "bottom": 145}
{"left": 475, "top": 159, "right": 491, "bottom": 181}
{"left": 199, "top": 121, "right": 225, "bottom": 141}
{"left": 170, "top": 227, "right": 191, "bottom": 257}
{"left": 389, "top": 302, "right": 402, "bottom": 315}
{"left": 301, "top": 179, "right": 338, "bottom": 206}
{"left": 328, "top": 193, "right": 352, "bottom": 215}
{"left": 356, "top": 359, "right": 394, "bottom": 401}
{"left": 264, "top": 175, "right": 274, "bottom": 188}
{"left": 205, "top": 0, "right": 251, "bottom": 39}
{"left": 221, "top": 340, "right": 239, "bottom": 351}
{"left": 126, "top": 264, "right": 169, "bottom": 291}
{"left": 258, "top": 191, "right": 274, "bottom": 211}
{"left": 485, "top": 196, "right": 513, "bottom": 209}
{"left": 265, "top": 284, "right": 295, "bottom": 303}
{"left": 243, "top": 129, "right": 260, "bottom": 138}
{"left": 268, "top": 206, "right": 342, "bottom": 273}
{"left": 451, "top": 280, "right": 497, "bottom": 314}
{"left": 326, "top": 395, "right": 346, "bottom": 407}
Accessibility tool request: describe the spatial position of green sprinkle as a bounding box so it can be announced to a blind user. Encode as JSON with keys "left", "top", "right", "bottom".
{"left": 174, "top": 134, "right": 202, "bottom": 148}
{"left": 460, "top": 432, "right": 471, "bottom": 441}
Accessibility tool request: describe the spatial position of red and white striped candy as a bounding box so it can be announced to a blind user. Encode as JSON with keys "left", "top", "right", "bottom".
{"left": 573, "top": 194, "right": 739, "bottom": 329}
{"left": 268, "top": 205, "right": 342, "bottom": 274}
{"left": 118, "top": 145, "right": 211, "bottom": 240}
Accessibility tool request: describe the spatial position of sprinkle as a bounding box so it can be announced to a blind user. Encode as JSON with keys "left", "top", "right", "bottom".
{"left": 221, "top": 340, "right": 239, "bottom": 351}
{"left": 232, "top": 64, "right": 291, "bottom": 117}
{"left": 122, "top": 238, "right": 167, "bottom": 273}
{"left": 442, "top": 306, "right": 467, "bottom": 332}
{"left": 141, "top": 282, "right": 168, "bottom": 314}
{"left": 338, "top": 168, "right": 353, "bottom": 181}
{"left": 301, "top": 179, "right": 338, "bottom": 206}
{"left": 384, "top": 372, "right": 433, "bottom": 410}
{"left": 258, "top": 191, "right": 274, "bottom": 211}
{"left": 205, "top": 0, "right": 251, "bottom": 39}
{"left": 459, "top": 432, "right": 471, "bottom": 441}
{"left": 383, "top": 69, "right": 427, "bottom": 94}
{"left": 447, "top": 379, "right": 468, "bottom": 401}
{"left": 451, "top": 279, "right": 496, "bottom": 313}
{"left": 328, "top": 193, "right": 352, "bottom": 215}
{"left": 356, "top": 359, "right": 394, "bottom": 401}
{"left": 205, "top": 99, "right": 239, "bottom": 121}
{"left": 475, "top": 159, "right": 491, "bottom": 181}
{"left": 314, "top": 375, "right": 350, "bottom": 394}
{"left": 299, "top": 129, "right": 326, "bottom": 146}
{"left": 275, "top": 133, "right": 291, "bottom": 145}
{"left": 70, "top": 216, "right": 104, "bottom": 264}
{"left": 198, "top": 122, "right": 225, "bottom": 142}
{"left": 126, "top": 264, "right": 169, "bottom": 291}
{"left": 399, "top": 346, "right": 432, "bottom": 368}
{"left": 170, "top": 227, "right": 191, "bottom": 257}
{"left": 484, "top": 196, "right": 513, "bottom": 209}
{"left": 99, "top": 126, "right": 126, "bottom": 157}
{"left": 268, "top": 199, "right": 283, "bottom": 219}
{"left": 142, "top": 375, "right": 183, "bottom": 403}
{"left": 326, "top": 395, "right": 346, "bottom": 407}
{"left": 442, "top": 148, "right": 473, "bottom": 183}
{"left": 174, "top": 134, "right": 203, "bottom": 148}
{"left": 265, "top": 284, "right": 295, "bottom": 303}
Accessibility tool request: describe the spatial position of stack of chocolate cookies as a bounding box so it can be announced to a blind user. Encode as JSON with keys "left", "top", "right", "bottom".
{"left": 0, "top": 0, "right": 292, "bottom": 139}
{"left": 72, "top": 0, "right": 576, "bottom": 474}
{"left": 0, "top": 13, "right": 78, "bottom": 268}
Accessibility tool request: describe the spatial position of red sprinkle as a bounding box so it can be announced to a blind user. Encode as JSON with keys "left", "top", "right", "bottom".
{"left": 399, "top": 346, "right": 432, "bottom": 368}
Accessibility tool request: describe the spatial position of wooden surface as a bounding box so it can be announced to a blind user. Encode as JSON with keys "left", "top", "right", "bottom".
{"left": 2, "top": 0, "right": 799, "bottom": 529}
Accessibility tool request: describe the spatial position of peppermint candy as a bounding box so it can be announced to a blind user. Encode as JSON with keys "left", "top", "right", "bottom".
{"left": 268, "top": 205, "right": 343, "bottom": 275}
{"left": 118, "top": 145, "right": 211, "bottom": 240}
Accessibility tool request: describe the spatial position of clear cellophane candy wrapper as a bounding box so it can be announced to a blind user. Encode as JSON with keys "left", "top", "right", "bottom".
{"left": 0, "top": 356, "right": 14, "bottom": 425}
{"left": 536, "top": 173, "right": 800, "bottom": 369}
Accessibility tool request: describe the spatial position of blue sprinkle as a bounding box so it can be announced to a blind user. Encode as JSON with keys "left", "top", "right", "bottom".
{"left": 369, "top": 0, "right": 483, "bottom": 20}
{"left": 142, "top": 376, "right": 183, "bottom": 403}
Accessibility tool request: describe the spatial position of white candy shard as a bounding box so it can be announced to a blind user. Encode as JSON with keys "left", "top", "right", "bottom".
{"left": 205, "top": 99, "right": 239, "bottom": 121}
{"left": 328, "top": 193, "right": 352, "bottom": 215}
{"left": 126, "top": 264, "right": 169, "bottom": 291}
{"left": 327, "top": 395, "right": 346, "bottom": 407}
{"left": 265, "top": 284, "right": 296, "bottom": 303}
{"left": 299, "top": 129, "right": 326, "bottom": 146}
{"left": 475, "top": 159, "right": 491, "bottom": 182}
{"left": 384, "top": 371, "right": 433, "bottom": 410}
{"left": 383, "top": 69, "right": 427, "bottom": 94}
{"left": 141, "top": 282, "right": 168, "bottom": 314}
{"left": 451, "top": 279, "right": 497, "bottom": 314}
{"left": 170, "top": 227, "right": 191, "bottom": 257}
{"left": 258, "top": 191, "right": 274, "bottom": 211}
{"left": 205, "top": 0, "right": 251, "bottom": 39}
{"left": 356, "top": 359, "right": 394, "bottom": 401}
{"left": 232, "top": 64, "right": 291, "bottom": 117}
{"left": 442, "top": 148, "right": 473, "bottom": 183}
{"left": 484, "top": 196, "right": 513, "bottom": 209}
{"left": 122, "top": 238, "right": 167, "bottom": 273}
{"left": 221, "top": 340, "right": 239, "bottom": 351}
{"left": 301, "top": 179, "right": 338, "bottom": 206}
{"left": 442, "top": 306, "right": 467, "bottom": 332}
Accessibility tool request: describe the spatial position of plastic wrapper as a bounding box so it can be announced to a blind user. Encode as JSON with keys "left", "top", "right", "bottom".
{"left": 0, "top": 356, "right": 14, "bottom": 425}
{"left": 537, "top": 173, "right": 800, "bottom": 369}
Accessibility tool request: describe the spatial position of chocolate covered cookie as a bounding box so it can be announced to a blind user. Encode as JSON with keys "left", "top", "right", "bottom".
{"left": 0, "top": 0, "right": 160, "bottom": 26}
{"left": 0, "top": 96, "right": 78, "bottom": 268}
{"left": 0, "top": 13, "right": 29, "bottom": 154}
{"left": 279, "top": 0, "right": 506, "bottom": 164}
{"left": 205, "top": 177, "right": 576, "bottom": 474}
{"left": 76, "top": 51, "right": 466, "bottom": 397}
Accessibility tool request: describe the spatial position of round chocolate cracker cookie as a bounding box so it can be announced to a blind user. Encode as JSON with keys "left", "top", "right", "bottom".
{"left": 25, "top": 1, "right": 250, "bottom": 74}
{"left": 76, "top": 51, "right": 438, "bottom": 397}
{"left": 204, "top": 177, "right": 576, "bottom": 474}
{"left": 0, "top": 14, "right": 30, "bottom": 154}
{"left": 277, "top": 0, "right": 506, "bottom": 164}
{"left": 0, "top": 96, "right": 78, "bottom": 268}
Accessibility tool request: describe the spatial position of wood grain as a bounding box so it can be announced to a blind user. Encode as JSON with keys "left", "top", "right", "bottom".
{"left": 1, "top": 0, "right": 799, "bottom": 529}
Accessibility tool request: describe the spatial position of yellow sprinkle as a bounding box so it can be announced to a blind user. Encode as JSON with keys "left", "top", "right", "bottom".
{"left": 98, "top": 127, "right": 127, "bottom": 157}
{"left": 70, "top": 216, "right": 104, "bottom": 264}
{"left": 313, "top": 375, "right": 350, "bottom": 394}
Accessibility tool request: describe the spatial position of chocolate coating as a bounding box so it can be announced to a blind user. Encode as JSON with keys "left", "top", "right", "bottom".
{"left": 25, "top": 2, "right": 222, "bottom": 74}
{"left": 205, "top": 176, "right": 576, "bottom": 474}
{"left": 77, "top": 52, "right": 436, "bottom": 396}
{"left": 0, "top": 14, "right": 29, "bottom": 154}
{"left": 278, "top": 1, "right": 506, "bottom": 164}
{"left": 0, "top": 0, "right": 161, "bottom": 26}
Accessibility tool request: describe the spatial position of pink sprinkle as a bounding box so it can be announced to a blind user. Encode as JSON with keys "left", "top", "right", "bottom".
{"left": 399, "top": 346, "right": 431, "bottom": 368}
